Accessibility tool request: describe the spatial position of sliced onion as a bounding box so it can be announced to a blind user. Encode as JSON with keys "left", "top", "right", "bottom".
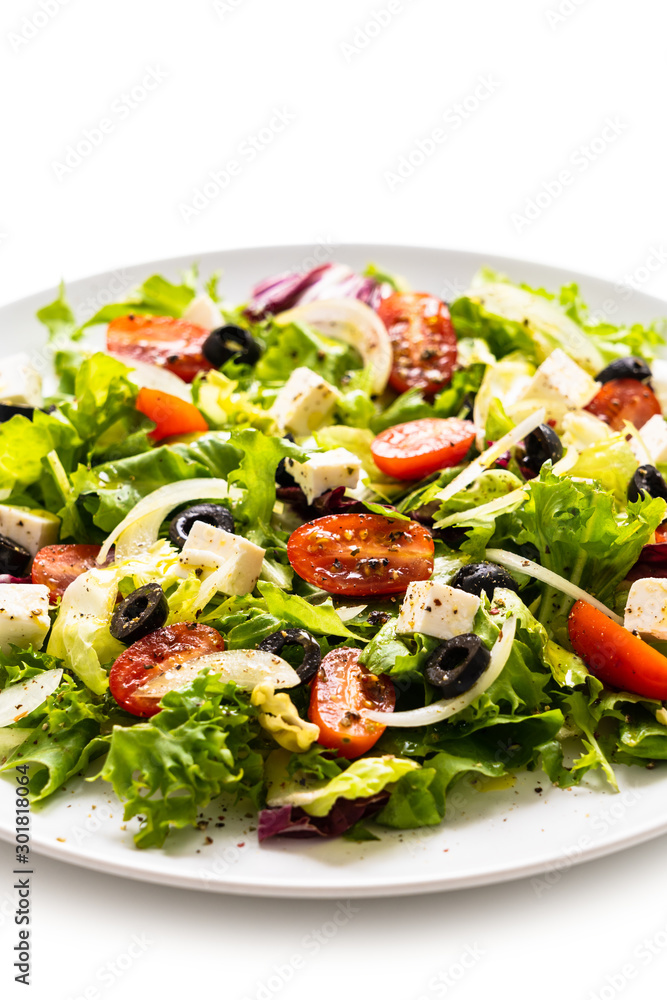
{"left": 98, "top": 479, "right": 239, "bottom": 563}
{"left": 435, "top": 487, "right": 528, "bottom": 530}
{"left": 139, "top": 649, "right": 301, "bottom": 704}
{"left": 109, "top": 353, "right": 192, "bottom": 402}
{"left": 181, "top": 294, "right": 223, "bottom": 331}
{"left": 0, "top": 668, "right": 63, "bottom": 727}
{"left": 333, "top": 603, "right": 368, "bottom": 622}
{"left": 275, "top": 298, "right": 392, "bottom": 394}
{"left": 486, "top": 548, "right": 623, "bottom": 624}
{"left": 435, "top": 408, "right": 546, "bottom": 506}
{"left": 364, "top": 617, "right": 517, "bottom": 728}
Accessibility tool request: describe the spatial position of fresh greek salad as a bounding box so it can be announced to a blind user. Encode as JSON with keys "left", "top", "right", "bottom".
{"left": 1, "top": 259, "right": 667, "bottom": 850}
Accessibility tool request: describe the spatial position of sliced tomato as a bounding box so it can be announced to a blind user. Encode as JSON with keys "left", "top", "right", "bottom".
{"left": 371, "top": 417, "right": 475, "bottom": 480}
{"left": 377, "top": 292, "right": 457, "bottom": 397}
{"left": 31, "top": 544, "right": 112, "bottom": 603}
{"left": 585, "top": 378, "right": 661, "bottom": 431}
{"left": 109, "top": 622, "right": 225, "bottom": 718}
{"left": 135, "top": 387, "right": 209, "bottom": 441}
{"left": 287, "top": 513, "right": 434, "bottom": 596}
{"left": 107, "top": 314, "right": 213, "bottom": 383}
{"left": 568, "top": 600, "right": 667, "bottom": 700}
{"left": 309, "top": 646, "right": 395, "bottom": 759}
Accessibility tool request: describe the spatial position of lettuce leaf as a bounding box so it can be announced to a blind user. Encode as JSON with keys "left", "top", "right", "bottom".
{"left": 99, "top": 673, "right": 263, "bottom": 848}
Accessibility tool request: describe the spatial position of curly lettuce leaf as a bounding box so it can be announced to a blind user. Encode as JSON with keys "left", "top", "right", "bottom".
{"left": 100, "top": 673, "right": 263, "bottom": 848}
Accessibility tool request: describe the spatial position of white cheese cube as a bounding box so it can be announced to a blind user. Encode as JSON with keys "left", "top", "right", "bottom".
{"left": 181, "top": 294, "right": 223, "bottom": 331}
{"left": 650, "top": 359, "right": 667, "bottom": 413}
{"left": 285, "top": 448, "right": 361, "bottom": 504}
{"left": 639, "top": 414, "right": 667, "bottom": 466}
{"left": 517, "top": 349, "right": 599, "bottom": 414}
{"left": 270, "top": 367, "right": 340, "bottom": 436}
{"left": 0, "top": 353, "right": 43, "bottom": 407}
{"left": 396, "top": 581, "right": 481, "bottom": 641}
{"left": 0, "top": 506, "right": 60, "bottom": 557}
{"left": 179, "top": 521, "right": 265, "bottom": 596}
{"left": 0, "top": 584, "right": 51, "bottom": 653}
{"left": 624, "top": 578, "right": 667, "bottom": 640}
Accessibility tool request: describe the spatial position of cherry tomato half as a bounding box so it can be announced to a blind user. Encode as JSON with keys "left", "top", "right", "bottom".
{"left": 287, "top": 513, "right": 434, "bottom": 597}
{"left": 377, "top": 292, "right": 458, "bottom": 397}
{"left": 135, "top": 387, "right": 209, "bottom": 441}
{"left": 371, "top": 417, "right": 476, "bottom": 480}
{"left": 585, "top": 378, "right": 661, "bottom": 431}
{"left": 568, "top": 600, "right": 667, "bottom": 700}
{"left": 309, "top": 646, "right": 395, "bottom": 759}
{"left": 109, "top": 622, "right": 225, "bottom": 717}
{"left": 107, "top": 314, "right": 213, "bottom": 383}
{"left": 31, "top": 544, "right": 112, "bottom": 603}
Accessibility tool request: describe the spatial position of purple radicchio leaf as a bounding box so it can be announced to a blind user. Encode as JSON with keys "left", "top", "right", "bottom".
{"left": 276, "top": 485, "right": 398, "bottom": 521}
{"left": 245, "top": 262, "right": 394, "bottom": 320}
{"left": 0, "top": 575, "right": 32, "bottom": 585}
{"left": 258, "top": 791, "right": 389, "bottom": 842}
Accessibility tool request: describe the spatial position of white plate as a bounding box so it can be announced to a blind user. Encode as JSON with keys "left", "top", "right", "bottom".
{"left": 0, "top": 243, "right": 666, "bottom": 898}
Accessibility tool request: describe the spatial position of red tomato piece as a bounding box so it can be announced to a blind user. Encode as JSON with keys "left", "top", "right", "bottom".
{"left": 287, "top": 513, "right": 434, "bottom": 597}
{"left": 568, "top": 600, "right": 667, "bottom": 700}
{"left": 309, "top": 646, "right": 395, "bottom": 759}
{"left": 371, "top": 417, "right": 476, "bottom": 480}
{"left": 31, "top": 544, "right": 112, "bottom": 603}
{"left": 135, "top": 387, "right": 209, "bottom": 441}
{"left": 107, "top": 314, "right": 213, "bottom": 383}
{"left": 585, "top": 378, "right": 661, "bottom": 431}
{"left": 109, "top": 623, "right": 225, "bottom": 717}
{"left": 377, "top": 292, "right": 457, "bottom": 397}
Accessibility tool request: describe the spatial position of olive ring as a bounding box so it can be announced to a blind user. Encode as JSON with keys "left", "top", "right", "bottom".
{"left": 451, "top": 562, "right": 519, "bottom": 600}
{"left": 522, "top": 423, "right": 563, "bottom": 476}
{"left": 628, "top": 464, "right": 667, "bottom": 504}
{"left": 202, "top": 324, "right": 262, "bottom": 368}
{"left": 110, "top": 583, "right": 169, "bottom": 645}
{"left": 169, "top": 503, "right": 235, "bottom": 549}
{"left": 424, "top": 634, "right": 491, "bottom": 697}
{"left": 596, "top": 357, "right": 652, "bottom": 385}
{"left": 257, "top": 628, "right": 322, "bottom": 683}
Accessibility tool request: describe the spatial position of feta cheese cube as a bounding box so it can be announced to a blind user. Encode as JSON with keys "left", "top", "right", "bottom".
{"left": 0, "top": 353, "right": 43, "bottom": 407}
{"left": 271, "top": 367, "right": 340, "bottom": 436}
{"left": 0, "top": 506, "right": 60, "bottom": 556}
{"left": 517, "top": 349, "right": 599, "bottom": 414}
{"left": 396, "top": 581, "right": 481, "bottom": 641}
{"left": 285, "top": 448, "right": 361, "bottom": 504}
{"left": 625, "top": 578, "right": 667, "bottom": 640}
{"left": 179, "top": 520, "right": 265, "bottom": 596}
{"left": 181, "top": 294, "right": 223, "bottom": 331}
{"left": 639, "top": 414, "right": 667, "bottom": 466}
{"left": 0, "top": 584, "right": 50, "bottom": 654}
{"left": 650, "top": 359, "right": 667, "bottom": 413}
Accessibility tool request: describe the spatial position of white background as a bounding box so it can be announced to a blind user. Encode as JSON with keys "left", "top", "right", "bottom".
{"left": 1, "top": 0, "right": 667, "bottom": 997}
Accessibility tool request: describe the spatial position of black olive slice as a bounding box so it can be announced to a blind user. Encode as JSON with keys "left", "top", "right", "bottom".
{"left": 168, "top": 503, "right": 235, "bottom": 549}
{"left": 257, "top": 628, "right": 321, "bottom": 683}
{"left": 451, "top": 562, "right": 519, "bottom": 600}
{"left": 110, "top": 583, "right": 169, "bottom": 644}
{"left": 0, "top": 533, "right": 31, "bottom": 576}
{"left": 628, "top": 464, "right": 667, "bottom": 503}
{"left": 596, "top": 357, "right": 652, "bottom": 385}
{"left": 522, "top": 424, "right": 564, "bottom": 475}
{"left": 0, "top": 403, "right": 35, "bottom": 423}
{"left": 424, "top": 634, "right": 491, "bottom": 697}
{"left": 202, "top": 325, "right": 261, "bottom": 368}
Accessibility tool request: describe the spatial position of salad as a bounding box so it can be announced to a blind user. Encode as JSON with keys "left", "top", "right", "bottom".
{"left": 1, "top": 258, "right": 667, "bottom": 850}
